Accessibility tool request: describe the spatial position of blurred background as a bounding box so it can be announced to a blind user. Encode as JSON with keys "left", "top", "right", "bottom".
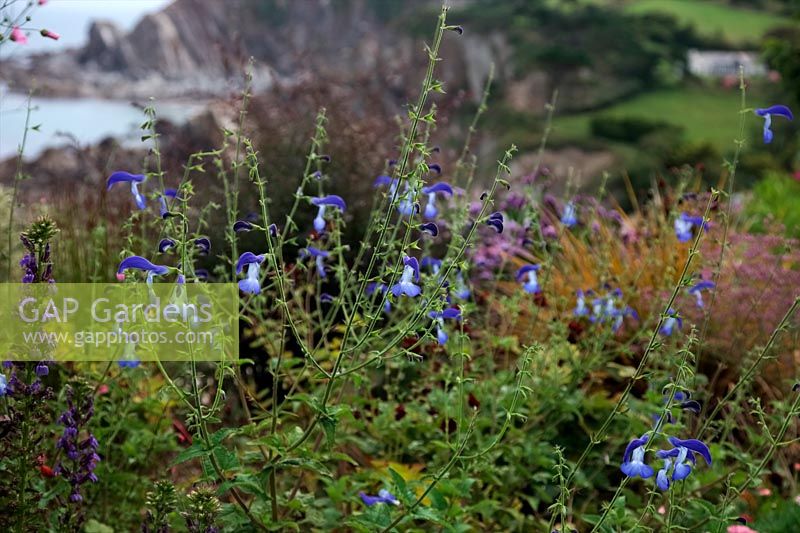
{"left": 1, "top": 0, "right": 799, "bottom": 242}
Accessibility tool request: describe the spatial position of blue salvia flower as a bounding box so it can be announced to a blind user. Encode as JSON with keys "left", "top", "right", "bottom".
{"left": 233, "top": 220, "right": 253, "bottom": 232}
{"left": 754, "top": 104, "right": 793, "bottom": 144}
{"left": 116, "top": 256, "right": 169, "bottom": 285}
{"left": 158, "top": 238, "right": 176, "bottom": 253}
{"left": 656, "top": 458, "right": 673, "bottom": 490}
{"left": 302, "top": 247, "right": 330, "bottom": 278}
{"left": 421, "top": 182, "right": 453, "bottom": 219}
{"left": 516, "top": 264, "right": 541, "bottom": 294}
{"left": 397, "top": 183, "right": 419, "bottom": 217}
{"left": 118, "top": 339, "right": 141, "bottom": 368}
{"left": 374, "top": 174, "right": 400, "bottom": 196}
{"left": 654, "top": 437, "right": 711, "bottom": 490}
{"left": 359, "top": 489, "right": 400, "bottom": 506}
{"left": 486, "top": 211, "right": 504, "bottom": 233}
{"left": 574, "top": 290, "right": 589, "bottom": 316}
{"left": 660, "top": 308, "right": 683, "bottom": 336}
{"left": 421, "top": 257, "right": 442, "bottom": 277}
{"left": 420, "top": 222, "right": 439, "bottom": 237}
{"left": 366, "top": 282, "right": 391, "bottom": 314}
{"left": 453, "top": 272, "right": 470, "bottom": 300}
{"left": 0, "top": 374, "right": 7, "bottom": 396}
{"left": 620, "top": 434, "right": 654, "bottom": 479}
{"left": 688, "top": 280, "right": 715, "bottom": 308}
{"left": 236, "top": 252, "right": 266, "bottom": 294}
{"left": 561, "top": 200, "right": 578, "bottom": 227}
{"left": 311, "top": 195, "right": 346, "bottom": 233}
{"left": 194, "top": 269, "right": 210, "bottom": 281}
{"left": 158, "top": 194, "right": 177, "bottom": 219}
{"left": 391, "top": 256, "right": 421, "bottom": 297}
{"left": 428, "top": 308, "right": 461, "bottom": 345}
{"left": 674, "top": 213, "right": 707, "bottom": 243}
{"left": 106, "top": 171, "right": 146, "bottom": 210}
{"left": 194, "top": 237, "right": 211, "bottom": 255}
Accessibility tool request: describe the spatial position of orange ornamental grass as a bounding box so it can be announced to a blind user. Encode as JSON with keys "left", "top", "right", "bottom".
{"left": 478, "top": 202, "right": 699, "bottom": 347}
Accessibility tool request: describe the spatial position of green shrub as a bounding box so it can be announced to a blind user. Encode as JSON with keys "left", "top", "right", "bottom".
{"left": 590, "top": 115, "right": 682, "bottom": 143}
{"left": 746, "top": 172, "right": 800, "bottom": 237}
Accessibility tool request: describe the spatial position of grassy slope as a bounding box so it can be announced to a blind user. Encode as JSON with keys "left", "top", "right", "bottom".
{"left": 553, "top": 86, "right": 744, "bottom": 151}
{"left": 622, "top": 0, "right": 785, "bottom": 45}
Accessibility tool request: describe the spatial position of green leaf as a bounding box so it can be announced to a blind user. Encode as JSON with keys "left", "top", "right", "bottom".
{"left": 172, "top": 442, "right": 207, "bottom": 466}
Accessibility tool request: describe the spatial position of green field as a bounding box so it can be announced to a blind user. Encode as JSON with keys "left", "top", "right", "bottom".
{"left": 622, "top": 0, "right": 786, "bottom": 45}
{"left": 554, "top": 86, "right": 746, "bottom": 151}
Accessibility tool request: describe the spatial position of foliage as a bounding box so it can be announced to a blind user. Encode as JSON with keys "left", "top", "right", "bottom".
{"left": 2, "top": 4, "right": 800, "bottom": 533}
{"left": 745, "top": 172, "right": 800, "bottom": 238}
{"left": 623, "top": 0, "right": 786, "bottom": 46}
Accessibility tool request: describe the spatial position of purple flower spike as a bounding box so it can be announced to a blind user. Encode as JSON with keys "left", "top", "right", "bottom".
{"left": 755, "top": 104, "right": 793, "bottom": 144}
{"left": 234, "top": 220, "right": 253, "bottom": 232}
{"left": 194, "top": 237, "right": 211, "bottom": 255}
{"left": 311, "top": 195, "right": 347, "bottom": 233}
{"left": 106, "top": 171, "right": 146, "bottom": 210}
{"left": 158, "top": 238, "right": 176, "bottom": 253}
{"left": 391, "top": 256, "right": 421, "bottom": 297}
{"left": 420, "top": 222, "right": 439, "bottom": 237}
{"left": 35, "top": 362, "right": 49, "bottom": 377}
{"left": 486, "top": 211, "right": 504, "bottom": 233}
{"left": 236, "top": 252, "right": 266, "bottom": 294}
{"left": 359, "top": 489, "right": 400, "bottom": 506}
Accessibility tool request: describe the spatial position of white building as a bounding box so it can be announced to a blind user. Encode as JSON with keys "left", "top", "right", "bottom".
{"left": 687, "top": 49, "right": 767, "bottom": 77}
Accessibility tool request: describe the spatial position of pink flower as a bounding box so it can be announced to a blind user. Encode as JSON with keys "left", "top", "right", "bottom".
{"left": 38, "top": 0, "right": 47, "bottom": 4}
{"left": 757, "top": 487, "right": 772, "bottom": 496}
{"left": 727, "top": 526, "right": 759, "bottom": 533}
{"left": 10, "top": 26, "right": 27, "bottom": 44}
{"left": 39, "top": 29, "right": 59, "bottom": 40}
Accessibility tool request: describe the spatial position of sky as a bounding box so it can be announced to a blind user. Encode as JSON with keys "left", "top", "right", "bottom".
{"left": 3, "top": 0, "right": 172, "bottom": 53}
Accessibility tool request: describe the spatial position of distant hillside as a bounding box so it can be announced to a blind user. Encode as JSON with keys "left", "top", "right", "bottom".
{"left": 3, "top": 0, "right": 714, "bottom": 113}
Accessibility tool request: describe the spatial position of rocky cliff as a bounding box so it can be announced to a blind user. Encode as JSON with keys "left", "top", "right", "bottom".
{"left": 1, "top": 0, "right": 530, "bottom": 106}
